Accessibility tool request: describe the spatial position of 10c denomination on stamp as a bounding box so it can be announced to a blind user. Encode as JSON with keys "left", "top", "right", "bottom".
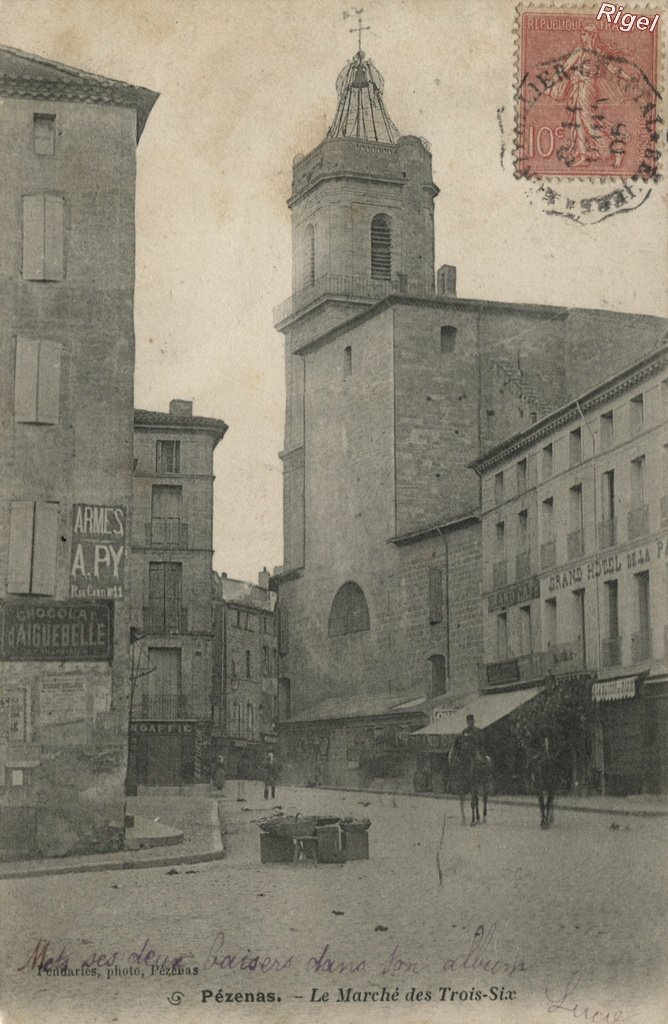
{"left": 516, "top": 5, "right": 661, "bottom": 178}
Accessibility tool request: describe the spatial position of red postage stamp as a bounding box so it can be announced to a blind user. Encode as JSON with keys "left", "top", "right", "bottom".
{"left": 516, "top": 6, "right": 661, "bottom": 178}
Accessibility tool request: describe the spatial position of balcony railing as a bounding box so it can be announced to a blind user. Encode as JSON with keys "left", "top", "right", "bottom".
{"left": 567, "top": 529, "right": 584, "bottom": 560}
{"left": 145, "top": 519, "right": 188, "bottom": 548}
{"left": 143, "top": 605, "right": 188, "bottom": 634}
{"left": 134, "top": 694, "right": 193, "bottom": 720}
{"left": 515, "top": 549, "right": 531, "bottom": 580}
{"left": 493, "top": 560, "right": 508, "bottom": 588}
{"left": 540, "top": 539, "right": 556, "bottom": 570}
{"left": 482, "top": 643, "right": 586, "bottom": 689}
{"left": 601, "top": 635, "right": 622, "bottom": 668}
{"left": 661, "top": 494, "right": 668, "bottom": 526}
{"left": 273, "top": 273, "right": 423, "bottom": 325}
{"left": 631, "top": 630, "right": 652, "bottom": 663}
{"left": 628, "top": 504, "right": 649, "bottom": 540}
{"left": 598, "top": 518, "right": 617, "bottom": 549}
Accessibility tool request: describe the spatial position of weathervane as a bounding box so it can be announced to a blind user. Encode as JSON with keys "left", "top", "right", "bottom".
{"left": 345, "top": 7, "right": 371, "bottom": 53}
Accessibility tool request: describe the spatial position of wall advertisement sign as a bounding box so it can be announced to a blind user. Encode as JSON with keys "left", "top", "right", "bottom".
{"left": 70, "top": 504, "right": 126, "bottom": 599}
{"left": 0, "top": 600, "right": 113, "bottom": 661}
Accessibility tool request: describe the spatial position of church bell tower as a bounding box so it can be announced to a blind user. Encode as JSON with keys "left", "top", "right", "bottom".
{"left": 275, "top": 42, "right": 439, "bottom": 570}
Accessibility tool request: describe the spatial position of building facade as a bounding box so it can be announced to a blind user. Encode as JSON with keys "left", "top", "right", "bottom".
{"left": 0, "top": 46, "right": 157, "bottom": 856}
{"left": 211, "top": 571, "right": 278, "bottom": 778}
{"left": 473, "top": 344, "right": 668, "bottom": 794}
{"left": 128, "top": 400, "right": 227, "bottom": 788}
{"left": 272, "top": 46, "right": 668, "bottom": 791}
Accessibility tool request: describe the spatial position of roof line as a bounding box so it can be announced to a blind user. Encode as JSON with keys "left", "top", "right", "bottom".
{"left": 388, "top": 510, "right": 480, "bottom": 545}
{"left": 470, "top": 341, "right": 668, "bottom": 472}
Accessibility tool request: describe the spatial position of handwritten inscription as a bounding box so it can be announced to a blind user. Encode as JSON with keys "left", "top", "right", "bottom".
{"left": 546, "top": 971, "right": 637, "bottom": 1022}
{"left": 17, "top": 923, "right": 533, "bottom": 987}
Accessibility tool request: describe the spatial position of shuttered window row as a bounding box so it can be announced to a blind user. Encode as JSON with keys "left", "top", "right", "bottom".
{"left": 7, "top": 501, "right": 59, "bottom": 595}
{"left": 22, "top": 194, "right": 65, "bottom": 281}
{"left": 14, "top": 338, "right": 62, "bottom": 424}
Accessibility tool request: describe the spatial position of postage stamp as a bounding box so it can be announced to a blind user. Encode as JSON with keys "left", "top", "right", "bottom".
{"left": 515, "top": 5, "right": 662, "bottom": 179}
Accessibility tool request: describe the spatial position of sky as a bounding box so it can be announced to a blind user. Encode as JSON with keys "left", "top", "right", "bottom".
{"left": 3, "top": 0, "right": 666, "bottom": 580}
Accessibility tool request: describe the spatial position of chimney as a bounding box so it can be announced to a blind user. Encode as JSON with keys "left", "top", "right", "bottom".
{"left": 169, "top": 399, "right": 193, "bottom": 418}
{"left": 258, "top": 567, "right": 270, "bottom": 590}
{"left": 437, "top": 265, "right": 457, "bottom": 298}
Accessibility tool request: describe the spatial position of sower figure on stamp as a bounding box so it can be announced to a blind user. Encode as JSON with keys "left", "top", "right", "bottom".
{"left": 263, "top": 750, "right": 279, "bottom": 801}
{"left": 449, "top": 714, "right": 490, "bottom": 827}
{"left": 545, "top": 24, "right": 639, "bottom": 170}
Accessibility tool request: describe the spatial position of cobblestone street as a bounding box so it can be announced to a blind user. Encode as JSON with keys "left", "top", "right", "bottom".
{"left": 2, "top": 784, "right": 667, "bottom": 1024}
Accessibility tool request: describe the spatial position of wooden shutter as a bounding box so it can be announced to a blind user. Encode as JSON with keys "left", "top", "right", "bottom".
{"left": 31, "top": 501, "right": 59, "bottom": 595}
{"left": 37, "top": 341, "right": 61, "bottom": 423}
{"left": 164, "top": 563, "right": 183, "bottom": 632}
{"left": 14, "top": 338, "right": 40, "bottom": 422}
{"left": 22, "top": 195, "right": 45, "bottom": 279}
{"left": 429, "top": 567, "right": 443, "bottom": 624}
{"left": 43, "top": 195, "right": 65, "bottom": 280}
{"left": 278, "top": 604, "right": 289, "bottom": 655}
{"left": 7, "top": 501, "right": 35, "bottom": 593}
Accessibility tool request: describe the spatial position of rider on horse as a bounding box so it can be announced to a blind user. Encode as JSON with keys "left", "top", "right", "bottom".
{"left": 449, "top": 714, "right": 491, "bottom": 826}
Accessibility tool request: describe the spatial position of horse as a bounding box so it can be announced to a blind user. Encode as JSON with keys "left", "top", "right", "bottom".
{"left": 449, "top": 745, "right": 492, "bottom": 826}
{"left": 530, "top": 745, "right": 557, "bottom": 829}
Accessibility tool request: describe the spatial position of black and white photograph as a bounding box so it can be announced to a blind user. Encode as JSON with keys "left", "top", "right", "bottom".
{"left": 0, "top": 1, "right": 667, "bottom": 1022}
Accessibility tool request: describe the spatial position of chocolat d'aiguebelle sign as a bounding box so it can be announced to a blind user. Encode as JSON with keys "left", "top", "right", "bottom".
{"left": 0, "top": 600, "right": 113, "bottom": 661}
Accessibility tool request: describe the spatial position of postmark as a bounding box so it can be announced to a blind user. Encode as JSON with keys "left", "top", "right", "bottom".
{"left": 515, "top": 6, "right": 661, "bottom": 180}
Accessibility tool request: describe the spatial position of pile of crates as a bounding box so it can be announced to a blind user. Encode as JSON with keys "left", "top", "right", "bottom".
{"left": 258, "top": 815, "right": 371, "bottom": 864}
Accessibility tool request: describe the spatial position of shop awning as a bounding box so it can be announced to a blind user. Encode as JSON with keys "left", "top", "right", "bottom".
{"left": 592, "top": 677, "right": 636, "bottom": 702}
{"left": 413, "top": 687, "right": 541, "bottom": 737}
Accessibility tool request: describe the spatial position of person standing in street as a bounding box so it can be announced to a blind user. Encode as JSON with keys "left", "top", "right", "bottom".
{"left": 263, "top": 750, "right": 279, "bottom": 801}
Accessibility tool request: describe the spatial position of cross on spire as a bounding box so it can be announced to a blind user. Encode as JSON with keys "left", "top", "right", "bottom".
{"left": 349, "top": 7, "right": 371, "bottom": 53}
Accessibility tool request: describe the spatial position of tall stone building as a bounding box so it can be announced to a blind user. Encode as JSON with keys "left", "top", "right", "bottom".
{"left": 211, "top": 570, "right": 278, "bottom": 779}
{"left": 0, "top": 46, "right": 157, "bottom": 854}
{"left": 129, "top": 400, "right": 227, "bottom": 788}
{"left": 272, "top": 47, "right": 667, "bottom": 790}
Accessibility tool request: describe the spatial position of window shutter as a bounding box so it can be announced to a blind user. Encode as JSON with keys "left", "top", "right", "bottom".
{"left": 37, "top": 341, "right": 62, "bottom": 424}
{"left": 31, "top": 501, "right": 59, "bottom": 595}
{"left": 278, "top": 604, "right": 289, "bottom": 655}
{"left": 429, "top": 567, "right": 443, "bottom": 624}
{"left": 7, "top": 501, "right": 35, "bottom": 593}
{"left": 43, "top": 196, "right": 65, "bottom": 281}
{"left": 14, "top": 338, "right": 40, "bottom": 422}
{"left": 22, "top": 195, "right": 45, "bottom": 280}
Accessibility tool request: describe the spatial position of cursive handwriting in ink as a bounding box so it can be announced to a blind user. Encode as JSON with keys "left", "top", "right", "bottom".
{"left": 306, "top": 944, "right": 366, "bottom": 975}
{"left": 546, "top": 970, "right": 638, "bottom": 1022}
{"left": 204, "top": 930, "right": 293, "bottom": 973}
{"left": 18, "top": 939, "right": 70, "bottom": 972}
{"left": 380, "top": 945, "right": 425, "bottom": 976}
{"left": 442, "top": 924, "right": 534, "bottom": 977}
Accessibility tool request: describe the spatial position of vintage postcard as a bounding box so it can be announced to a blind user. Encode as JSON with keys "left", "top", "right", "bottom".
{"left": 0, "top": 1, "right": 667, "bottom": 1023}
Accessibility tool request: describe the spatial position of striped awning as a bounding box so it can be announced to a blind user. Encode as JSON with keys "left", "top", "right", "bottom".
{"left": 592, "top": 677, "right": 637, "bottom": 702}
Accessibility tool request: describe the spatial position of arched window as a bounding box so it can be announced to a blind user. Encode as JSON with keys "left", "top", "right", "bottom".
{"left": 371, "top": 214, "right": 391, "bottom": 280}
{"left": 304, "top": 224, "right": 315, "bottom": 287}
{"left": 428, "top": 655, "right": 447, "bottom": 698}
{"left": 440, "top": 326, "right": 457, "bottom": 353}
{"left": 232, "top": 701, "right": 241, "bottom": 737}
{"left": 245, "top": 650, "right": 251, "bottom": 678}
{"left": 247, "top": 703, "right": 254, "bottom": 738}
{"left": 328, "top": 581, "right": 370, "bottom": 636}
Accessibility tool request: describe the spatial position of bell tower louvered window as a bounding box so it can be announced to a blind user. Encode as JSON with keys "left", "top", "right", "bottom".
{"left": 304, "top": 224, "right": 315, "bottom": 288}
{"left": 371, "top": 214, "right": 391, "bottom": 280}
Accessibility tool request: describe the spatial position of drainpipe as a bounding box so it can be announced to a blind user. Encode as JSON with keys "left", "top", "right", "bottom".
{"left": 435, "top": 526, "right": 451, "bottom": 691}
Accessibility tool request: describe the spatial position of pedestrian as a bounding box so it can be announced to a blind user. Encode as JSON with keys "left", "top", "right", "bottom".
{"left": 263, "top": 750, "right": 279, "bottom": 801}
{"left": 212, "top": 754, "right": 225, "bottom": 792}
